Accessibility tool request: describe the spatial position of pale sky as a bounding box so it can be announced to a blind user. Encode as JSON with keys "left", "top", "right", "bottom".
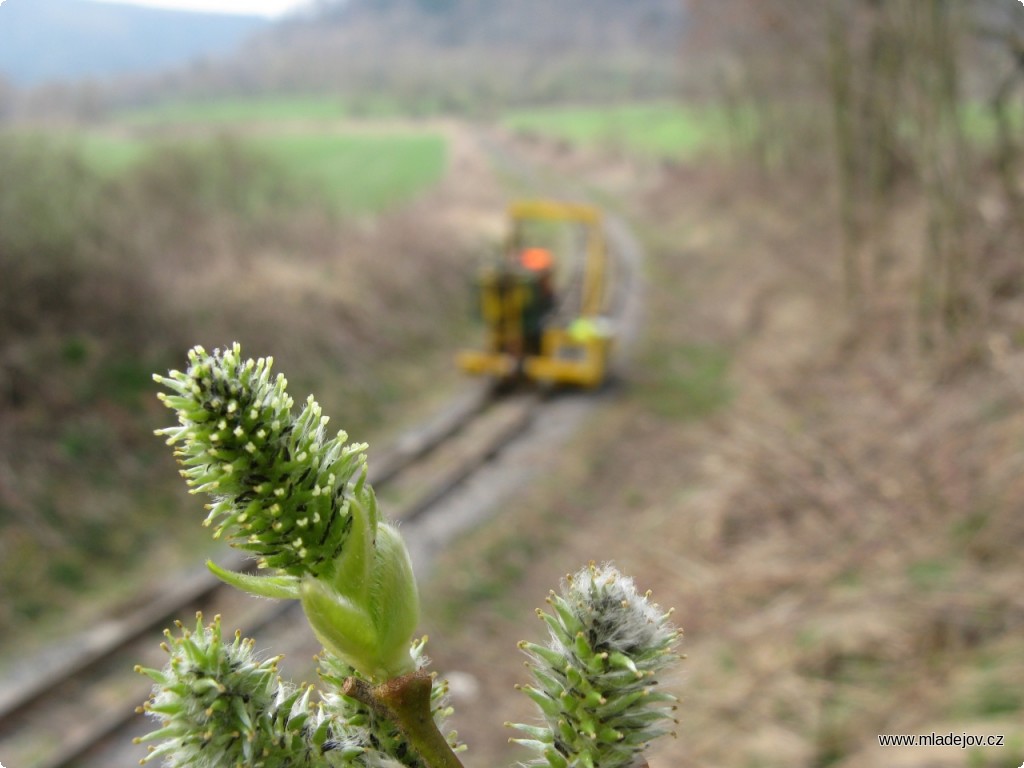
{"left": 85, "top": 0, "right": 316, "bottom": 17}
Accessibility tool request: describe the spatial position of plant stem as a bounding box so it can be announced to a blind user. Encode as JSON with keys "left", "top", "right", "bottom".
{"left": 343, "top": 672, "right": 465, "bottom": 768}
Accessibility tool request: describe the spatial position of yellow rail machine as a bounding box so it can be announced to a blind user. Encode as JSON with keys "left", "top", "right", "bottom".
{"left": 457, "top": 199, "right": 615, "bottom": 388}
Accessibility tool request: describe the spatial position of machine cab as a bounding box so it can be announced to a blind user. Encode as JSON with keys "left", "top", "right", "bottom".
{"left": 457, "top": 199, "right": 615, "bottom": 388}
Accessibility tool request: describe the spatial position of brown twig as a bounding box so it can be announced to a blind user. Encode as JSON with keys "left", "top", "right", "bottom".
{"left": 342, "top": 672, "right": 464, "bottom": 768}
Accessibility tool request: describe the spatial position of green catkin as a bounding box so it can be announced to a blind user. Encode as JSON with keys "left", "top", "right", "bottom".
{"left": 135, "top": 614, "right": 346, "bottom": 768}
{"left": 136, "top": 617, "right": 461, "bottom": 768}
{"left": 155, "top": 343, "right": 370, "bottom": 579}
{"left": 154, "top": 344, "right": 420, "bottom": 682}
{"left": 509, "top": 563, "right": 681, "bottom": 768}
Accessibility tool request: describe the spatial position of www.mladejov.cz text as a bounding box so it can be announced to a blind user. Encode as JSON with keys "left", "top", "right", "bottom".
{"left": 878, "top": 732, "right": 1006, "bottom": 749}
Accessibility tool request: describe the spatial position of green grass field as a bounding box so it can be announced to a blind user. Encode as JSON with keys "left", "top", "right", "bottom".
{"left": 503, "top": 99, "right": 1023, "bottom": 162}
{"left": 502, "top": 102, "right": 748, "bottom": 160}
{"left": 89, "top": 96, "right": 449, "bottom": 215}
{"left": 245, "top": 132, "right": 448, "bottom": 214}
{"left": 63, "top": 129, "right": 447, "bottom": 215}
{"left": 119, "top": 96, "right": 349, "bottom": 125}
{"left": 75, "top": 133, "right": 151, "bottom": 176}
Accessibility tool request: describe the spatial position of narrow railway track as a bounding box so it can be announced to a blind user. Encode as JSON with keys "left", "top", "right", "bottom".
{"left": 0, "top": 387, "right": 547, "bottom": 768}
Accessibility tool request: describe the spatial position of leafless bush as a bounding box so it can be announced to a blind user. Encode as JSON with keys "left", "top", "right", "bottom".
{"left": 685, "top": 0, "right": 1024, "bottom": 361}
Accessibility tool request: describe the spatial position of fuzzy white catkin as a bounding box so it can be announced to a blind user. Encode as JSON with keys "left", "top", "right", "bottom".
{"left": 510, "top": 562, "right": 681, "bottom": 768}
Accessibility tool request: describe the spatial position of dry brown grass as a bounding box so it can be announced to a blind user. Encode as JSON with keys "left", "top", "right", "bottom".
{"left": 420, "top": 152, "right": 1024, "bottom": 768}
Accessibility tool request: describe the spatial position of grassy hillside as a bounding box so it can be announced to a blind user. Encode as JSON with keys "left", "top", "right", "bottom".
{"left": 0, "top": 119, "right": 474, "bottom": 646}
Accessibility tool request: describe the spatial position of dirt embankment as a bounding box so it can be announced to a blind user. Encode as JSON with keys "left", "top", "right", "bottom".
{"left": 420, "top": 138, "right": 1024, "bottom": 768}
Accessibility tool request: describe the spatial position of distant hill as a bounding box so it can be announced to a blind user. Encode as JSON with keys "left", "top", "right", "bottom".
{"left": 0, "top": 0, "right": 268, "bottom": 86}
{"left": 0, "top": 0, "right": 686, "bottom": 113}
{"left": 328, "top": 0, "right": 684, "bottom": 50}
{"left": 124, "top": 0, "right": 685, "bottom": 112}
